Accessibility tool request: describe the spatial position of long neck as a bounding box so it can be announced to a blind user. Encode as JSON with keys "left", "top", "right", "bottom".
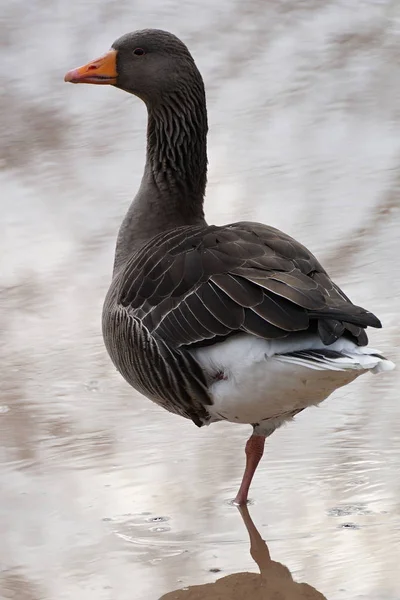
{"left": 114, "top": 77, "right": 208, "bottom": 272}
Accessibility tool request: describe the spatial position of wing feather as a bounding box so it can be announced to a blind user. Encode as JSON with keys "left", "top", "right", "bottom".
{"left": 117, "top": 221, "right": 381, "bottom": 350}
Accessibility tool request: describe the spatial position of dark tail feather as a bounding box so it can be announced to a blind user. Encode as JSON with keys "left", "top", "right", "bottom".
{"left": 316, "top": 306, "right": 380, "bottom": 346}
{"left": 318, "top": 319, "right": 344, "bottom": 345}
{"left": 343, "top": 322, "right": 368, "bottom": 346}
{"left": 311, "top": 307, "right": 382, "bottom": 330}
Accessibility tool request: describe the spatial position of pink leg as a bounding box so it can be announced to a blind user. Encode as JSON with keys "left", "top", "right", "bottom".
{"left": 234, "top": 434, "right": 266, "bottom": 505}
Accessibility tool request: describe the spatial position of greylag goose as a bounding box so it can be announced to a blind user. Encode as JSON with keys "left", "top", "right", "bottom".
{"left": 65, "top": 30, "right": 395, "bottom": 505}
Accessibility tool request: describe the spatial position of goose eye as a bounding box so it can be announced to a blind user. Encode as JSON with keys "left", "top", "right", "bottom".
{"left": 133, "top": 48, "right": 145, "bottom": 56}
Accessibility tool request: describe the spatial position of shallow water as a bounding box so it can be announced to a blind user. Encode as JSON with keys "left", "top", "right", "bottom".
{"left": 1, "top": 1, "right": 400, "bottom": 599}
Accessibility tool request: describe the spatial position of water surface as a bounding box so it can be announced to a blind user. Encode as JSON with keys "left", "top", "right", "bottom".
{"left": 1, "top": 1, "right": 400, "bottom": 598}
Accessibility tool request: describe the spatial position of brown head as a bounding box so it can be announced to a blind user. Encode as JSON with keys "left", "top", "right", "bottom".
{"left": 65, "top": 29, "right": 208, "bottom": 249}
{"left": 64, "top": 29, "right": 203, "bottom": 106}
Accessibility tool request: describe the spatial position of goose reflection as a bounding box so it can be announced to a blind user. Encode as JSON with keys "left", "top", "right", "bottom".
{"left": 160, "top": 505, "right": 327, "bottom": 600}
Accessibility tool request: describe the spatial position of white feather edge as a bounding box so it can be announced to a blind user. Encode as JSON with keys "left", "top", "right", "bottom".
{"left": 190, "top": 333, "right": 395, "bottom": 428}
{"left": 191, "top": 332, "right": 395, "bottom": 375}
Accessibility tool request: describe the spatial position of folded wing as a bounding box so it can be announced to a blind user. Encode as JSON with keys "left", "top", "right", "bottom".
{"left": 117, "top": 222, "right": 381, "bottom": 350}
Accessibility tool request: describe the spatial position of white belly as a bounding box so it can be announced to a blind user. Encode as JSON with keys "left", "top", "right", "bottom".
{"left": 206, "top": 356, "right": 358, "bottom": 424}
{"left": 190, "top": 333, "right": 394, "bottom": 430}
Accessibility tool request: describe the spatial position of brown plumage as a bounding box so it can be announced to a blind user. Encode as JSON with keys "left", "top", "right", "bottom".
{"left": 65, "top": 29, "right": 393, "bottom": 506}
{"left": 119, "top": 221, "right": 379, "bottom": 350}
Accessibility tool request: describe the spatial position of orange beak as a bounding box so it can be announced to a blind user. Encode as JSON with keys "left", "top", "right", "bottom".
{"left": 64, "top": 49, "right": 117, "bottom": 85}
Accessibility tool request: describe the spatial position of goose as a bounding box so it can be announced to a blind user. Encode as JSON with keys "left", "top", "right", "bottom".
{"left": 64, "top": 29, "right": 395, "bottom": 505}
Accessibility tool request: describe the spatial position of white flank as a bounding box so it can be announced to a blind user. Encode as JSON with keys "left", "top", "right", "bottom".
{"left": 191, "top": 333, "right": 395, "bottom": 430}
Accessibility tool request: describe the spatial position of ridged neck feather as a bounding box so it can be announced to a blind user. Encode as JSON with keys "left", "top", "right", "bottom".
{"left": 114, "top": 75, "right": 208, "bottom": 272}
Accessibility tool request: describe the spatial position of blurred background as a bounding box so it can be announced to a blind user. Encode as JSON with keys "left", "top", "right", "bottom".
{"left": 1, "top": 1, "right": 400, "bottom": 599}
